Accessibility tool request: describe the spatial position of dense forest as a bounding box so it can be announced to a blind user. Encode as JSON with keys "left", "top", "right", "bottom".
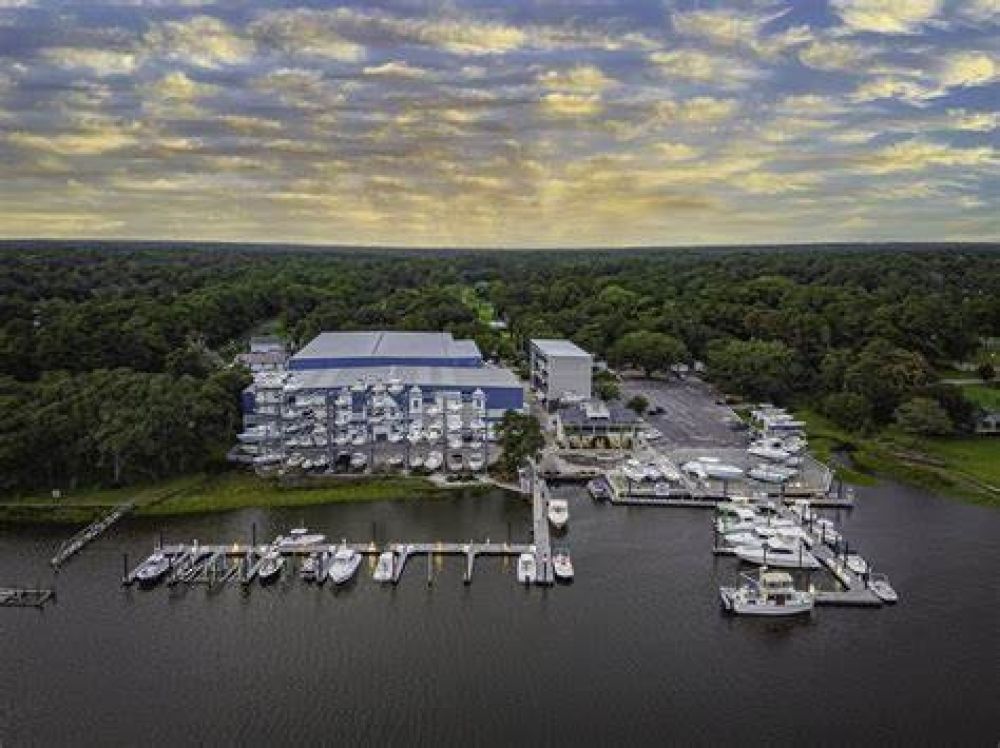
{"left": 1, "top": 242, "right": 998, "bottom": 494}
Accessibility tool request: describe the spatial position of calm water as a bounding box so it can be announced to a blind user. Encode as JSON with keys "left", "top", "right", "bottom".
{"left": 1, "top": 483, "right": 998, "bottom": 746}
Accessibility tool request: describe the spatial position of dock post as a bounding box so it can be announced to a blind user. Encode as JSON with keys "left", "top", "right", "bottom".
{"left": 121, "top": 552, "right": 129, "bottom": 585}
{"left": 426, "top": 552, "right": 433, "bottom": 587}
{"left": 251, "top": 522, "right": 256, "bottom": 549}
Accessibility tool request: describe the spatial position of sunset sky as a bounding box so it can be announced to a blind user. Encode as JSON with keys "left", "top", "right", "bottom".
{"left": 1, "top": 0, "right": 997, "bottom": 247}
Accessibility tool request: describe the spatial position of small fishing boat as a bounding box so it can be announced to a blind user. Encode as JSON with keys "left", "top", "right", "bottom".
{"left": 869, "top": 573, "right": 898, "bottom": 603}
{"left": 547, "top": 498, "right": 569, "bottom": 530}
{"left": 257, "top": 549, "right": 284, "bottom": 583}
{"left": 516, "top": 552, "right": 537, "bottom": 585}
{"left": 328, "top": 547, "right": 362, "bottom": 585}
{"left": 720, "top": 569, "right": 814, "bottom": 617}
{"left": 552, "top": 548, "right": 574, "bottom": 581}
{"left": 275, "top": 528, "right": 326, "bottom": 551}
{"left": 373, "top": 551, "right": 395, "bottom": 582}
{"left": 135, "top": 551, "right": 171, "bottom": 586}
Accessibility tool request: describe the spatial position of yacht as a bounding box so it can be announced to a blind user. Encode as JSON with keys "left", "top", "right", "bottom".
{"left": 409, "top": 453, "right": 425, "bottom": 470}
{"left": 135, "top": 551, "right": 171, "bottom": 586}
{"left": 547, "top": 498, "right": 569, "bottom": 530}
{"left": 328, "top": 547, "right": 362, "bottom": 585}
{"left": 373, "top": 551, "right": 395, "bottom": 582}
{"left": 275, "top": 528, "right": 326, "bottom": 551}
{"left": 425, "top": 451, "right": 443, "bottom": 471}
{"left": 552, "top": 548, "right": 574, "bottom": 581}
{"left": 869, "top": 573, "right": 898, "bottom": 603}
{"left": 466, "top": 453, "right": 485, "bottom": 472}
{"left": 720, "top": 569, "right": 814, "bottom": 617}
{"left": 724, "top": 526, "right": 809, "bottom": 547}
{"left": 516, "top": 552, "right": 537, "bottom": 584}
{"left": 350, "top": 452, "right": 368, "bottom": 470}
{"left": 735, "top": 537, "right": 820, "bottom": 569}
{"left": 257, "top": 549, "right": 284, "bottom": 583}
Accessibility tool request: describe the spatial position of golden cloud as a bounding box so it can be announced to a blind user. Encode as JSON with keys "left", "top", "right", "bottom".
{"left": 148, "top": 71, "right": 219, "bottom": 100}
{"left": 538, "top": 65, "right": 614, "bottom": 93}
{"left": 250, "top": 9, "right": 365, "bottom": 61}
{"left": 859, "top": 138, "right": 996, "bottom": 173}
{"left": 362, "top": 61, "right": 429, "bottom": 78}
{"left": 540, "top": 92, "right": 601, "bottom": 118}
{"left": 939, "top": 51, "right": 999, "bottom": 88}
{"left": 42, "top": 47, "right": 138, "bottom": 75}
{"left": 650, "top": 49, "right": 759, "bottom": 86}
{"left": 798, "top": 39, "right": 874, "bottom": 72}
{"left": 832, "top": 0, "right": 941, "bottom": 34}
{"left": 145, "top": 15, "right": 253, "bottom": 68}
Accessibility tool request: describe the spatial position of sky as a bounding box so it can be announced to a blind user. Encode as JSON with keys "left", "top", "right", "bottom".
{"left": 0, "top": 0, "right": 997, "bottom": 247}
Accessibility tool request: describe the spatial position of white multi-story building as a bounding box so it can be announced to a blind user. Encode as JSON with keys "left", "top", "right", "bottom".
{"left": 233, "top": 331, "right": 524, "bottom": 473}
{"left": 529, "top": 339, "right": 593, "bottom": 405}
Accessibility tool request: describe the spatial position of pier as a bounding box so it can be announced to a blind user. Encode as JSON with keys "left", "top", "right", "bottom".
{"left": 527, "top": 458, "right": 555, "bottom": 585}
{"left": 50, "top": 501, "right": 134, "bottom": 569}
{"left": 0, "top": 586, "right": 55, "bottom": 608}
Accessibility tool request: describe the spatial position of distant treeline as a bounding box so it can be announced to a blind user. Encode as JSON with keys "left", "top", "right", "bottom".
{"left": 1, "top": 243, "right": 997, "bottom": 492}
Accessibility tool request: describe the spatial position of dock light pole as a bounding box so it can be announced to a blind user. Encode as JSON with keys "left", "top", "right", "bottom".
{"left": 122, "top": 553, "right": 128, "bottom": 585}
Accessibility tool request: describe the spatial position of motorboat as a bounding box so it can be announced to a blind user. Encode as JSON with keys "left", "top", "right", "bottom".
{"left": 845, "top": 553, "right": 870, "bottom": 575}
{"left": 682, "top": 461, "right": 708, "bottom": 481}
{"left": 587, "top": 478, "right": 610, "bottom": 501}
{"left": 276, "top": 528, "right": 326, "bottom": 551}
{"left": 812, "top": 518, "right": 841, "bottom": 545}
{"left": 516, "top": 552, "right": 537, "bottom": 584}
{"left": 300, "top": 552, "right": 319, "bottom": 582}
{"left": 350, "top": 452, "right": 368, "bottom": 470}
{"left": 426, "top": 428, "right": 442, "bottom": 443}
{"left": 334, "top": 433, "right": 349, "bottom": 446}
{"left": 257, "top": 549, "right": 284, "bottom": 583}
{"left": 547, "top": 498, "right": 569, "bottom": 530}
{"left": 373, "top": 551, "right": 395, "bottom": 582}
{"left": 446, "top": 399, "right": 461, "bottom": 413}
{"left": 720, "top": 569, "right": 814, "bottom": 616}
{"left": 409, "top": 453, "right": 425, "bottom": 469}
{"left": 466, "top": 453, "right": 485, "bottom": 471}
{"left": 425, "top": 404, "right": 442, "bottom": 418}
{"left": 328, "top": 547, "right": 362, "bottom": 585}
{"left": 747, "top": 444, "right": 792, "bottom": 462}
{"left": 735, "top": 538, "right": 820, "bottom": 569}
{"left": 447, "top": 452, "right": 464, "bottom": 471}
{"left": 724, "top": 526, "right": 809, "bottom": 547}
{"left": 704, "top": 463, "right": 745, "bottom": 481}
{"left": 654, "top": 481, "right": 673, "bottom": 498}
{"left": 388, "top": 430, "right": 404, "bottom": 444}
{"left": 408, "top": 430, "right": 423, "bottom": 445}
{"left": 135, "top": 551, "right": 171, "bottom": 586}
{"left": 552, "top": 548, "right": 574, "bottom": 581}
{"left": 387, "top": 454, "right": 404, "bottom": 468}
{"left": 446, "top": 414, "right": 462, "bottom": 432}
{"left": 351, "top": 432, "right": 367, "bottom": 446}
{"left": 748, "top": 465, "right": 796, "bottom": 483}
{"left": 869, "top": 573, "right": 898, "bottom": 603}
{"left": 425, "top": 451, "right": 443, "bottom": 471}
{"left": 447, "top": 434, "right": 463, "bottom": 450}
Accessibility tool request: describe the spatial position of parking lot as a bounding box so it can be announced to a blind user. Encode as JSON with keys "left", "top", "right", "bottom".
{"left": 620, "top": 376, "right": 748, "bottom": 449}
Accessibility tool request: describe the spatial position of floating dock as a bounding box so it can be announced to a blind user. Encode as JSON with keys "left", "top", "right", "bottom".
{"left": 50, "top": 502, "right": 134, "bottom": 569}
{"left": 0, "top": 586, "right": 55, "bottom": 608}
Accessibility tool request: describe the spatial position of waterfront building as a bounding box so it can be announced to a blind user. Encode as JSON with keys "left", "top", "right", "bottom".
{"left": 555, "top": 400, "right": 641, "bottom": 449}
{"left": 233, "top": 331, "right": 524, "bottom": 470}
{"left": 529, "top": 339, "right": 593, "bottom": 405}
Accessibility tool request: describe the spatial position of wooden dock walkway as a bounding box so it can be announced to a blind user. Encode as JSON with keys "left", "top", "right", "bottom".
{"left": 527, "top": 459, "right": 554, "bottom": 585}
{"left": 0, "top": 586, "right": 55, "bottom": 608}
{"left": 50, "top": 501, "right": 134, "bottom": 568}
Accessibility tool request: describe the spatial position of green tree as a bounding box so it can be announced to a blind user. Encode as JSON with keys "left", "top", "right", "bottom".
{"left": 844, "top": 338, "right": 932, "bottom": 422}
{"left": 706, "top": 338, "right": 796, "bottom": 402}
{"left": 495, "top": 411, "right": 544, "bottom": 478}
{"left": 977, "top": 362, "right": 995, "bottom": 382}
{"left": 595, "top": 379, "right": 620, "bottom": 401}
{"left": 821, "top": 392, "right": 873, "bottom": 432}
{"left": 894, "top": 397, "right": 953, "bottom": 436}
{"left": 610, "top": 331, "right": 688, "bottom": 377}
{"left": 626, "top": 394, "right": 649, "bottom": 415}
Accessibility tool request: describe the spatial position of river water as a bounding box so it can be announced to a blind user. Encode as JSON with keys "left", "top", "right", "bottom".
{"left": 1, "top": 482, "right": 997, "bottom": 745}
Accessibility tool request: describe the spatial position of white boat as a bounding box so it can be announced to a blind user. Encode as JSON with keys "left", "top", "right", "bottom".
{"left": 516, "top": 552, "right": 537, "bottom": 584}
{"left": 334, "top": 433, "right": 349, "bottom": 446}
{"left": 426, "top": 428, "right": 442, "bottom": 443}
{"left": 552, "top": 549, "right": 574, "bottom": 580}
{"left": 724, "top": 526, "right": 809, "bottom": 547}
{"left": 447, "top": 434, "right": 463, "bottom": 450}
{"left": 276, "top": 528, "right": 326, "bottom": 551}
{"left": 408, "top": 431, "right": 423, "bottom": 445}
{"left": 328, "top": 547, "right": 362, "bottom": 584}
{"left": 373, "top": 551, "right": 395, "bottom": 582}
{"left": 425, "top": 451, "right": 443, "bottom": 471}
{"left": 748, "top": 465, "right": 796, "bottom": 483}
{"left": 447, "top": 452, "right": 464, "bottom": 471}
{"left": 387, "top": 454, "right": 404, "bottom": 468}
{"left": 547, "top": 498, "right": 569, "bottom": 530}
{"left": 409, "top": 453, "right": 424, "bottom": 469}
{"left": 704, "top": 463, "right": 745, "bottom": 480}
{"left": 812, "top": 518, "right": 841, "bottom": 545}
{"left": 654, "top": 481, "right": 673, "bottom": 498}
{"left": 135, "top": 551, "right": 171, "bottom": 586}
{"left": 845, "top": 553, "right": 870, "bottom": 575}
{"left": 446, "top": 414, "right": 462, "bottom": 431}
{"left": 257, "top": 550, "right": 284, "bottom": 583}
{"left": 388, "top": 430, "right": 404, "bottom": 444}
{"left": 351, "top": 433, "right": 367, "bottom": 446}
{"left": 735, "top": 537, "right": 820, "bottom": 569}
{"left": 748, "top": 444, "right": 791, "bottom": 462}
{"left": 350, "top": 452, "right": 367, "bottom": 470}
{"left": 869, "top": 573, "right": 898, "bottom": 603}
{"left": 467, "top": 453, "right": 485, "bottom": 471}
{"left": 720, "top": 569, "right": 814, "bottom": 616}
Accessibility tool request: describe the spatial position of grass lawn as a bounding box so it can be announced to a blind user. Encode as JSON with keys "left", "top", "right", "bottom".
{"left": 922, "top": 438, "right": 1000, "bottom": 488}
{"left": 0, "top": 471, "right": 481, "bottom": 523}
{"left": 960, "top": 384, "right": 1000, "bottom": 410}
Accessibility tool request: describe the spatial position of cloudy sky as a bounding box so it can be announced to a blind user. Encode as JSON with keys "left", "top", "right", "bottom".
{"left": 0, "top": 0, "right": 997, "bottom": 247}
